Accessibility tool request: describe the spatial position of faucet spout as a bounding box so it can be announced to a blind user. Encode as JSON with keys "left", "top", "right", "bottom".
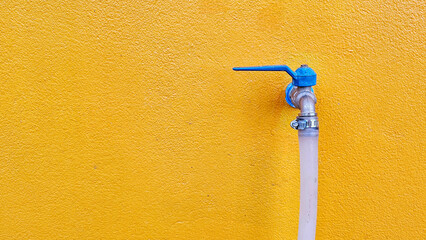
{"left": 299, "top": 96, "right": 316, "bottom": 117}
{"left": 288, "top": 86, "right": 318, "bottom": 120}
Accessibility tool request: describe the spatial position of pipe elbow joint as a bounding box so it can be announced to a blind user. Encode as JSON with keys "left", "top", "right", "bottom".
{"left": 288, "top": 86, "right": 317, "bottom": 116}
{"left": 287, "top": 85, "right": 319, "bottom": 130}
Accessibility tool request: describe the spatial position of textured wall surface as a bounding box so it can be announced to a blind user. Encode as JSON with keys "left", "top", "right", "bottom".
{"left": 0, "top": 0, "right": 424, "bottom": 239}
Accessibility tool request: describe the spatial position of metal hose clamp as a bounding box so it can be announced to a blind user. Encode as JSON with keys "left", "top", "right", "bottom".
{"left": 290, "top": 117, "right": 319, "bottom": 130}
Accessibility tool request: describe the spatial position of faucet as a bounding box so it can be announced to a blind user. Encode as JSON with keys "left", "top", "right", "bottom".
{"left": 232, "top": 64, "right": 318, "bottom": 126}
{"left": 233, "top": 64, "right": 319, "bottom": 240}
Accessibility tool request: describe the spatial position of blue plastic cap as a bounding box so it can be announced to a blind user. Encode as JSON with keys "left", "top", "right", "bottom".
{"left": 293, "top": 65, "right": 317, "bottom": 87}
{"left": 285, "top": 83, "right": 296, "bottom": 108}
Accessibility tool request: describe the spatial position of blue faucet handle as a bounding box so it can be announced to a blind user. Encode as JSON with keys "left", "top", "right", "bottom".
{"left": 233, "top": 64, "right": 316, "bottom": 87}
{"left": 233, "top": 65, "right": 297, "bottom": 79}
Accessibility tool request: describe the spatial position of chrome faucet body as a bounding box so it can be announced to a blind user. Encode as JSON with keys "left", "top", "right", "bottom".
{"left": 288, "top": 86, "right": 318, "bottom": 130}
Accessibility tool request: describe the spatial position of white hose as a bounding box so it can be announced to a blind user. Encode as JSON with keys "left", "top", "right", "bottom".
{"left": 297, "top": 128, "right": 319, "bottom": 240}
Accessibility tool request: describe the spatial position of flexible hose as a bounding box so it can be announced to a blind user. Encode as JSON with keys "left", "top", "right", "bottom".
{"left": 297, "top": 128, "right": 319, "bottom": 240}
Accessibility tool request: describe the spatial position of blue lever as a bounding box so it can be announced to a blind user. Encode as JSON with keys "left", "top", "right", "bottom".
{"left": 233, "top": 65, "right": 297, "bottom": 79}
{"left": 233, "top": 64, "right": 316, "bottom": 87}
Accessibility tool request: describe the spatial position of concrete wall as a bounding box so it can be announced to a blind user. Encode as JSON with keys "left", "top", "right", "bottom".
{"left": 0, "top": 1, "right": 424, "bottom": 239}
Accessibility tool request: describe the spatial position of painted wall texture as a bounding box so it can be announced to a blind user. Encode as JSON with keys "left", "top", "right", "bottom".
{"left": 0, "top": 1, "right": 424, "bottom": 239}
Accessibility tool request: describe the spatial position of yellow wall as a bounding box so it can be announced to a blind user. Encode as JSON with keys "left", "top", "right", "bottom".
{"left": 0, "top": 1, "right": 424, "bottom": 239}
